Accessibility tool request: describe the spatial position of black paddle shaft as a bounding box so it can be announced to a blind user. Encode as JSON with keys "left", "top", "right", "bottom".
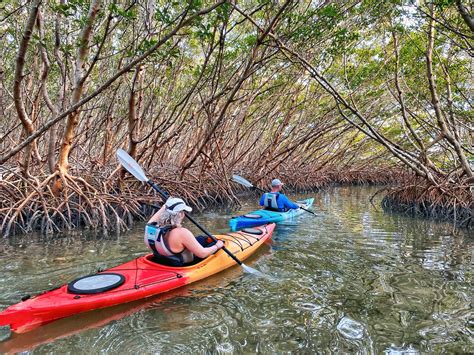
{"left": 146, "top": 181, "right": 243, "bottom": 265}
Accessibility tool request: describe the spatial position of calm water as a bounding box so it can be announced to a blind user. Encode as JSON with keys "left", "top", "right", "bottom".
{"left": 0, "top": 187, "right": 472, "bottom": 353}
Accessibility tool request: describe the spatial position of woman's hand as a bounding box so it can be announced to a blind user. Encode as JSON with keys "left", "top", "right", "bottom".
{"left": 214, "top": 240, "right": 224, "bottom": 250}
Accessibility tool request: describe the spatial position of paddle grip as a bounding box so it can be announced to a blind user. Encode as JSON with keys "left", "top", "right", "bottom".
{"left": 147, "top": 181, "right": 170, "bottom": 199}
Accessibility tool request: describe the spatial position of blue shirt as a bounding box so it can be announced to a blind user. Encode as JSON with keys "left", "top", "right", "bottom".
{"left": 259, "top": 192, "right": 299, "bottom": 211}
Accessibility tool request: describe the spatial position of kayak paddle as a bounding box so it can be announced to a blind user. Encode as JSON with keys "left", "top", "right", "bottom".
{"left": 116, "top": 149, "right": 261, "bottom": 274}
{"left": 231, "top": 174, "right": 316, "bottom": 216}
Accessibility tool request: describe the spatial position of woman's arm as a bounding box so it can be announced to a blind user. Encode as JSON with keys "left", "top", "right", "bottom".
{"left": 178, "top": 229, "right": 224, "bottom": 259}
{"left": 148, "top": 204, "right": 166, "bottom": 224}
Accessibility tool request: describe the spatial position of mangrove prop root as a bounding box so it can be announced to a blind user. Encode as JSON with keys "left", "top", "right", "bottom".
{"left": 2, "top": 165, "right": 462, "bottom": 236}
{"left": 381, "top": 178, "right": 473, "bottom": 229}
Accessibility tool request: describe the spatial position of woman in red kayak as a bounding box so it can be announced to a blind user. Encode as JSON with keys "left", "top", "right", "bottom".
{"left": 144, "top": 197, "right": 224, "bottom": 266}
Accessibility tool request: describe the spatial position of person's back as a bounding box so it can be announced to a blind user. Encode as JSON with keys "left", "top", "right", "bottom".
{"left": 144, "top": 197, "right": 223, "bottom": 266}
{"left": 259, "top": 179, "right": 299, "bottom": 212}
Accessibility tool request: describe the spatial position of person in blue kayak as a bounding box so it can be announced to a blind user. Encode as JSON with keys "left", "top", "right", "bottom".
{"left": 144, "top": 197, "right": 224, "bottom": 266}
{"left": 259, "top": 179, "right": 300, "bottom": 212}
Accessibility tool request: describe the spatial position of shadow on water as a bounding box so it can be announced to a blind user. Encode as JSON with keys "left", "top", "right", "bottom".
{"left": 0, "top": 186, "right": 472, "bottom": 353}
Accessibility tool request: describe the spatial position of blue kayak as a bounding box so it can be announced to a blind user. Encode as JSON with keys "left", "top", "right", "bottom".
{"left": 229, "top": 198, "right": 314, "bottom": 231}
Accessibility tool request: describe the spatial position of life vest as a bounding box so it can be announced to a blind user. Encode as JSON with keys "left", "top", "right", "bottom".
{"left": 263, "top": 192, "right": 283, "bottom": 212}
{"left": 144, "top": 224, "right": 194, "bottom": 265}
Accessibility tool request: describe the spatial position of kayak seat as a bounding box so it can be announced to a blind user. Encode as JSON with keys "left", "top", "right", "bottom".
{"left": 263, "top": 207, "right": 288, "bottom": 212}
{"left": 148, "top": 254, "right": 211, "bottom": 267}
{"left": 147, "top": 235, "right": 218, "bottom": 267}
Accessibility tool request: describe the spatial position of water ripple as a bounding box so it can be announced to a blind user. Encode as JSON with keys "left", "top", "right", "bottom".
{"left": 337, "top": 316, "right": 365, "bottom": 339}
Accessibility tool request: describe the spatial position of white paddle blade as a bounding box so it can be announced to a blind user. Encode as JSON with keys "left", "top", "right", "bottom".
{"left": 116, "top": 149, "right": 148, "bottom": 182}
{"left": 231, "top": 174, "right": 254, "bottom": 188}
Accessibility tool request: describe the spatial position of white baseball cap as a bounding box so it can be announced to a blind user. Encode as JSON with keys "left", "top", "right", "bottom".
{"left": 271, "top": 179, "right": 284, "bottom": 187}
{"left": 165, "top": 197, "right": 192, "bottom": 214}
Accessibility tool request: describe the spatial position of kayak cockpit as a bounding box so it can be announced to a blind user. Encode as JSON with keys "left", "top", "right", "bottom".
{"left": 142, "top": 251, "right": 217, "bottom": 269}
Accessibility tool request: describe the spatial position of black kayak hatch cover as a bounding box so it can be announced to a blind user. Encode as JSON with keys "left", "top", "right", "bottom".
{"left": 67, "top": 273, "right": 125, "bottom": 295}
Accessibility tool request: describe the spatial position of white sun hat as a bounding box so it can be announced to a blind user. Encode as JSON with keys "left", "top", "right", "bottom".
{"left": 165, "top": 197, "right": 192, "bottom": 214}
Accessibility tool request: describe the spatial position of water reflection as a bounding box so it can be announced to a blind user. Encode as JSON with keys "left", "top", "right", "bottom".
{"left": 337, "top": 316, "right": 365, "bottom": 339}
{"left": 0, "top": 186, "right": 472, "bottom": 353}
{"left": 384, "top": 344, "right": 420, "bottom": 354}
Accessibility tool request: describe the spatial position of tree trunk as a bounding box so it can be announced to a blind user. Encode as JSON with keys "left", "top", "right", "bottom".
{"left": 127, "top": 65, "right": 143, "bottom": 159}
{"left": 426, "top": 4, "right": 472, "bottom": 178}
{"left": 56, "top": 0, "right": 101, "bottom": 175}
{"left": 46, "top": 0, "right": 67, "bottom": 173}
{"left": 455, "top": 0, "right": 474, "bottom": 33}
{"left": 120, "top": 65, "right": 143, "bottom": 180}
{"left": 13, "top": 0, "right": 42, "bottom": 176}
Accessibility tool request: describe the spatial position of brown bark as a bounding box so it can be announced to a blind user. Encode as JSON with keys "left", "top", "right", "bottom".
{"left": 426, "top": 4, "right": 472, "bottom": 178}
{"left": 102, "top": 85, "right": 121, "bottom": 165}
{"left": 13, "top": 0, "right": 42, "bottom": 176}
{"left": 46, "top": 0, "right": 67, "bottom": 173}
{"left": 120, "top": 65, "right": 143, "bottom": 180}
{"left": 455, "top": 0, "right": 474, "bottom": 33}
{"left": 127, "top": 65, "right": 143, "bottom": 159}
{"left": 37, "top": 9, "right": 59, "bottom": 173}
{"left": 56, "top": 0, "right": 101, "bottom": 175}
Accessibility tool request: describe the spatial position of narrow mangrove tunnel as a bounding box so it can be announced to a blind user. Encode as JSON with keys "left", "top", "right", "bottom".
{"left": 0, "top": 0, "right": 472, "bottom": 235}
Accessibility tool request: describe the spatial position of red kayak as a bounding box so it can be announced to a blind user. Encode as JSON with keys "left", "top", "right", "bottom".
{"left": 0, "top": 224, "right": 274, "bottom": 334}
